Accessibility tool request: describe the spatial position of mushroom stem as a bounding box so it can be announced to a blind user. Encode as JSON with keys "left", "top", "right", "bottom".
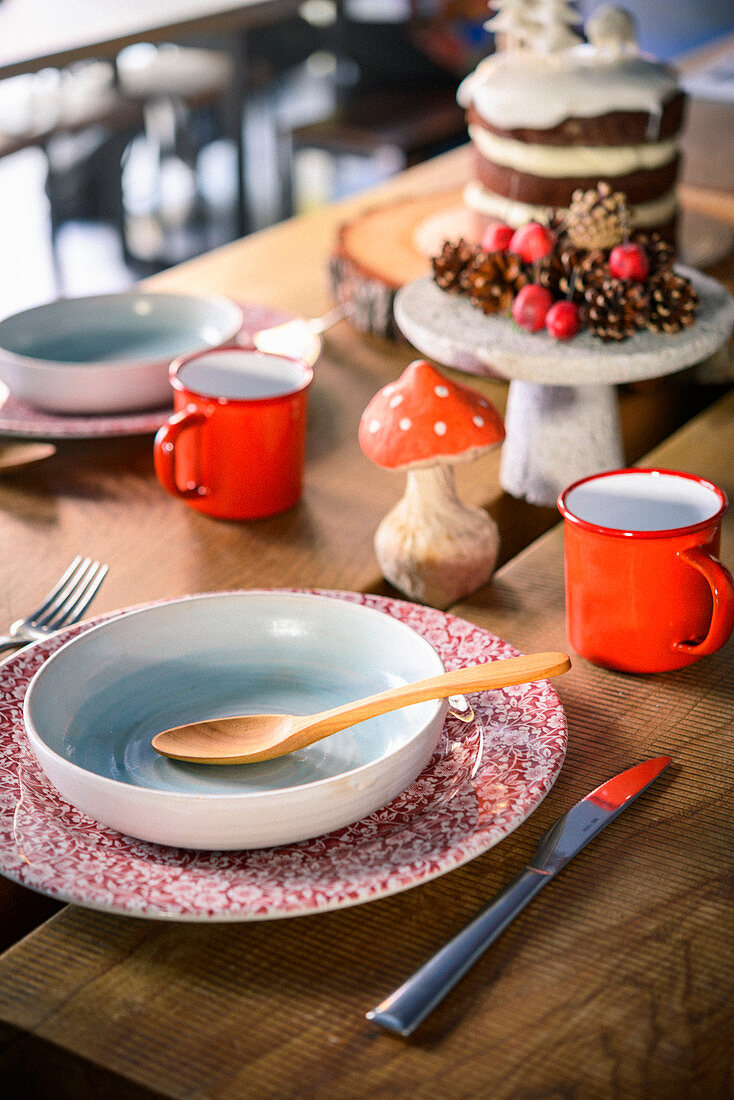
{"left": 374, "top": 463, "right": 501, "bottom": 610}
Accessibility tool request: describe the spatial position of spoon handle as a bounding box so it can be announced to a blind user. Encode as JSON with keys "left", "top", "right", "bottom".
{"left": 307, "top": 304, "right": 347, "bottom": 334}
{"left": 294, "top": 651, "right": 571, "bottom": 748}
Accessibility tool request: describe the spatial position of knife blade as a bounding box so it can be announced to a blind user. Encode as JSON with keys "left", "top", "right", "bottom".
{"left": 366, "top": 755, "right": 672, "bottom": 1036}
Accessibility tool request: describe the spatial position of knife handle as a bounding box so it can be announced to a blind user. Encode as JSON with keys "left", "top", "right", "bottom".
{"left": 366, "top": 867, "right": 548, "bottom": 1036}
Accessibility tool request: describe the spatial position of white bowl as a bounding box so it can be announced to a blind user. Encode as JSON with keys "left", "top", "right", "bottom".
{"left": 23, "top": 592, "right": 447, "bottom": 849}
{"left": 0, "top": 291, "right": 243, "bottom": 414}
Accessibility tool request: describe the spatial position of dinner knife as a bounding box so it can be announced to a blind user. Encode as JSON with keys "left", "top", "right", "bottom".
{"left": 366, "top": 755, "right": 672, "bottom": 1036}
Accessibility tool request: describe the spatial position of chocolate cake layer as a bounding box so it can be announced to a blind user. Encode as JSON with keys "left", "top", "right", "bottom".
{"left": 472, "top": 149, "right": 680, "bottom": 207}
{"left": 466, "top": 92, "right": 685, "bottom": 146}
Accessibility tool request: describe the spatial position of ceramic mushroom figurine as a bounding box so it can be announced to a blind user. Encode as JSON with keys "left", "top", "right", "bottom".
{"left": 359, "top": 359, "right": 506, "bottom": 610}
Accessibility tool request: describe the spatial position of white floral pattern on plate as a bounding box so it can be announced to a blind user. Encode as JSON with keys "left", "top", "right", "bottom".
{"left": 0, "top": 590, "right": 567, "bottom": 920}
{"left": 0, "top": 303, "right": 292, "bottom": 440}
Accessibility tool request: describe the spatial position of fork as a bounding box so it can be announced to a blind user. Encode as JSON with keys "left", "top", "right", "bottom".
{"left": 0, "top": 556, "right": 108, "bottom": 655}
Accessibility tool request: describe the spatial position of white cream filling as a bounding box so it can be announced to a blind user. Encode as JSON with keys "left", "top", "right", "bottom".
{"left": 458, "top": 45, "right": 679, "bottom": 132}
{"left": 468, "top": 124, "right": 678, "bottom": 178}
{"left": 463, "top": 179, "right": 678, "bottom": 227}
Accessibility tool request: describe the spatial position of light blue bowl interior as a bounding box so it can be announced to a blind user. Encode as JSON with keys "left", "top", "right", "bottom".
{"left": 0, "top": 294, "right": 236, "bottom": 364}
{"left": 25, "top": 594, "right": 445, "bottom": 796}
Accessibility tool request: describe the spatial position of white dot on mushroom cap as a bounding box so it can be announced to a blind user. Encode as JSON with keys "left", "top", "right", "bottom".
{"left": 367, "top": 419, "right": 381, "bottom": 433}
{"left": 473, "top": 415, "right": 485, "bottom": 428}
{"left": 399, "top": 418, "right": 412, "bottom": 431}
{"left": 389, "top": 393, "right": 404, "bottom": 408}
{"left": 434, "top": 421, "right": 447, "bottom": 436}
{"left": 479, "top": 398, "right": 489, "bottom": 407}
{"left": 434, "top": 385, "right": 449, "bottom": 398}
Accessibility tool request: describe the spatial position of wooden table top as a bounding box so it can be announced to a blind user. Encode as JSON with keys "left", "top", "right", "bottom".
{"left": 0, "top": 0, "right": 301, "bottom": 79}
{"left": 0, "top": 146, "right": 732, "bottom": 1097}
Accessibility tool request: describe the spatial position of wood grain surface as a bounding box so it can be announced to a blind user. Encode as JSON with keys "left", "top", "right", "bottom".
{"left": 0, "top": 142, "right": 732, "bottom": 1097}
{"left": 0, "top": 391, "right": 730, "bottom": 1100}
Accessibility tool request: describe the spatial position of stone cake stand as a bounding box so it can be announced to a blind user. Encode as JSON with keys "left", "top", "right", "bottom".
{"left": 394, "top": 266, "right": 734, "bottom": 505}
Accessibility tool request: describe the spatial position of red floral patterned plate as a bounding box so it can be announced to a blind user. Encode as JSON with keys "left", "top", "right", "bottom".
{"left": 0, "top": 591, "right": 567, "bottom": 920}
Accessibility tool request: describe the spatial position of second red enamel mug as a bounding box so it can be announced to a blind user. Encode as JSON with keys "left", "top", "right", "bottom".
{"left": 558, "top": 468, "right": 734, "bottom": 673}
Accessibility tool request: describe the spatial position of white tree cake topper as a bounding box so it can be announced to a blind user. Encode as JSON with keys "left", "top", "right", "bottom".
{"left": 485, "top": 0, "right": 582, "bottom": 53}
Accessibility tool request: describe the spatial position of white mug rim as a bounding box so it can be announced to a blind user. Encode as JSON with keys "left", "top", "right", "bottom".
{"left": 169, "top": 345, "right": 313, "bottom": 404}
{"left": 558, "top": 467, "right": 728, "bottom": 539}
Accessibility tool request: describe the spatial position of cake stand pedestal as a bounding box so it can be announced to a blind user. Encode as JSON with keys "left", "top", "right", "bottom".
{"left": 500, "top": 380, "right": 623, "bottom": 504}
{"left": 394, "top": 268, "right": 734, "bottom": 506}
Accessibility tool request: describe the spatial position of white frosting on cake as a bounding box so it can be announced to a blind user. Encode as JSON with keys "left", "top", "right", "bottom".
{"left": 467, "top": 124, "right": 678, "bottom": 177}
{"left": 458, "top": 44, "right": 679, "bottom": 131}
{"left": 463, "top": 179, "right": 678, "bottom": 228}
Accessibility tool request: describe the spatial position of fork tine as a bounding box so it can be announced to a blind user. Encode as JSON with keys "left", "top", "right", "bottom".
{"left": 27, "top": 555, "right": 86, "bottom": 621}
{"left": 35, "top": 559, "right": 104, "bottom": 629}
{"left": 63, "top": 563, "right": 109, "bottom": 626}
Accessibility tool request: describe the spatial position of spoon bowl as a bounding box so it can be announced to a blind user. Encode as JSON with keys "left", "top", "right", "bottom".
{"left": 152, "top": 651, "right": 571, "bottom": 764}
{"left": 250, "top": 305, "right": 346, "bottom": 364}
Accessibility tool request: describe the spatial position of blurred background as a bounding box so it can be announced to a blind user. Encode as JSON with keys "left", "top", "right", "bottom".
{"left": 0, "top": 0, "right": 732, "bottom": 319}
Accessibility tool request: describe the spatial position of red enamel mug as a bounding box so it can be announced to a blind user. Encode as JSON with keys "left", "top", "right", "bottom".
{"left": 558, "top": 468, "right": 734, "bottom": 673}
{"left": 154, "top": 346, "right": 312, "bottom": 520}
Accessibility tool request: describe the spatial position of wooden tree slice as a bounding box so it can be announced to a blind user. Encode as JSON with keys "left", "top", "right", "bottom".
{"left": 330, "top": 188, "right": 476, "bottom": 338}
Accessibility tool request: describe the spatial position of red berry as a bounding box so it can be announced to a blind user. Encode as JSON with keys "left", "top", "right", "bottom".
{"left": 545, "top": 299, "right": 580, "bottom": 340}
{"left": 609, "top": 242, "right": 649, "bottom": 281}
{"left": 481, "top": 222, "right": 514, "bottom": 252}
{"left": 512, "top": 284, "right": 553, "bottom": 332}
{"left": 509, "top": 222, "right": 555, "bottom": 263}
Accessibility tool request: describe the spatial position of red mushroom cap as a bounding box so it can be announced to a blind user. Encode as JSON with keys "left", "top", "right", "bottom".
{"left": 359, "top": 359, "right": 505, "bottom": 470}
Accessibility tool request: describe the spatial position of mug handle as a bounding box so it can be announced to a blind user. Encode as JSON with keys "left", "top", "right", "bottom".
{"left": 675, "top": 546, "right": 734, "bottom": 656}
{"left": 153, "top": 406, "right": 209, "bottom": 501}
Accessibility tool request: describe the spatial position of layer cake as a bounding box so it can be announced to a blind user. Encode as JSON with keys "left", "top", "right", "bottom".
{"left": 458, "top": 6, "right": 686, "bottom": 240}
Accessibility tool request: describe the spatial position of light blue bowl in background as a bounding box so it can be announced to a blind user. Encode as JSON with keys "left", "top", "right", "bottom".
{"left": 0, "top": 291, "right": 242, "bottom": 414}
{"left": 23, "top": 592, "right": 447, "bottom": 849}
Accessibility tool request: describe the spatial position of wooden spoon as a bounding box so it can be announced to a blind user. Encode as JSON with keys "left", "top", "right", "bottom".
{"left": 250, "top": 305, "right": 346, "bottom": 364}
{"left": 151, "top": 651, "right": 571, "bottom": 765}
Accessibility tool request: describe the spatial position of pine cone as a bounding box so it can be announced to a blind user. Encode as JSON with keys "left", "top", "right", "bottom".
{"left": 565, "top": 182, "right": 627, "bottom": 250}
{"left": 631, "top": 230, "right": 675, "bottom": 277}
{"left": 548, "top": 209, "right": 569, "bottom": 237}
{"left": 575, "top": 249, "right": 613, "bottom": 298}
{"left": 585, "top": 277, "right": 650, "bottom": 342}
{"left": 647, "top": 269, "right": 699, "bottom": 333}
{"left": 537, "top": 245, "right": 577, "bottom": 298}
{"left": 464, "top": 250, "right": 528, "bottom": 315}
{"left": 539, "top": 246, "right": 609, "bottom": 303}
{"left": 431, "top": 238, "right": 479, "bottom": 293}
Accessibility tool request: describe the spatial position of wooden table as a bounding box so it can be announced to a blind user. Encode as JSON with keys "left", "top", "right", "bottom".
{"left": 0, "top": 147, "right": 732, "bottom": 1097}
